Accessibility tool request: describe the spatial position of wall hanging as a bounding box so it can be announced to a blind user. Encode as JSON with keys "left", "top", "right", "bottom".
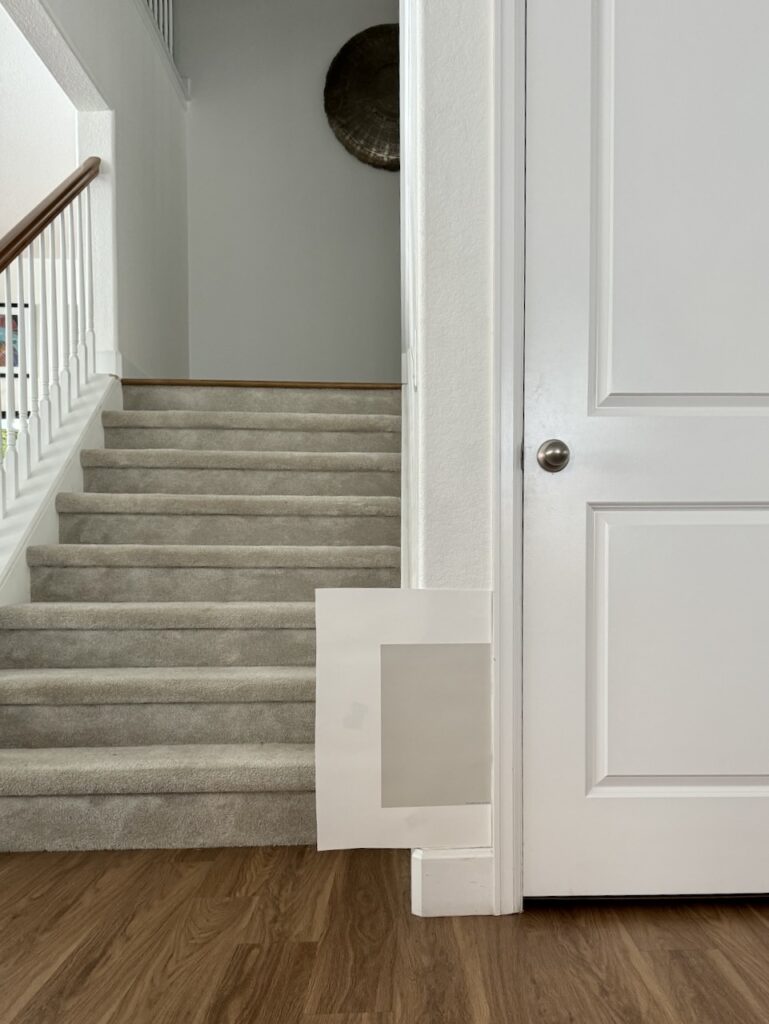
{"left": 324, "top": 24, "right": 399, "bottom": 172}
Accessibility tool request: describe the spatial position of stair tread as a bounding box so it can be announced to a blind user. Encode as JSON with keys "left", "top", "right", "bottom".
{"left": 103, "top": 410, "right": 401, "bottom": 432}
{"left": 0, "top": 602, "right": 316, "bottom": 630}
{"left": 56, "top": 492, "right": 400, "bottom": 516}
{"left": 1, "top": 380, "right": 403, "bottom": 848}
{"left": 27, "top": 543, "right": 400, "bottom": 568}
{"left": 0, "top": 666, "right": 315, "bottom": 704}
{"left": 0, "top": 743, "right": 315, "bottom": 796}
{"left": 81, "top": 448, "right": 401, "bottom": 470}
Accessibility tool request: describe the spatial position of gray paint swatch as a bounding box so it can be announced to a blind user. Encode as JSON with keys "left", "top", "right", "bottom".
{"left": 380, "top": 643, "right": 491, "bottom": 808}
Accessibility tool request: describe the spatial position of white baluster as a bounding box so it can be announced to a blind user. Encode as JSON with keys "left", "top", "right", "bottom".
{"left": 168, "top": 0, "right": 174, "bottom": 54}
{"left": 26, "top": 242, "right": 41, "bottom": 463}
{"left": 0, "top": 272, "right": 6, "bottom": 516}
{"left": 76, "top": 194, "right": 88, "bottom": 385}
{"left": 68, "top": 203, "right": 81, "bottom": 400}
{"left": 85, "top": 187, "right": 96, "bottom": 374}
{"left": 38, "top": 233, "right": 52, "bottom": 448}
{"left": 59, "top": 209, "right": 71, "bottom": 413}
{"left": 3, "top": 266, "right": 19, "bottom": 500}
{"left": 14, "top": 258, "right": 30, "bottom": 484}
{"left": 47, "top": 223, "right": 62, "bottom": 428}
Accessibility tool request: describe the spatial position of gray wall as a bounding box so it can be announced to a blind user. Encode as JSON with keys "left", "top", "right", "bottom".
{"left": 175, "top": 0, "right": 401, "bottom": 383}
{"left": 30, "top": 0, "right": 190, "bottom": 379}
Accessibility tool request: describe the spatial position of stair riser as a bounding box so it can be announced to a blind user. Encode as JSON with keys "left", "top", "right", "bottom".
{"left": 0, "top": 792, "right": 316, "bottom": 850}
{"left": 122, "top": 385, "right": 402, "bottom": 415}
{"left": 84, "top": 466, "right": 401, "bottom": 496}
{"left": 0, "top": 702, "right": 314, "bottom": 748}
{"left": 104, "top": 427, "right": 400, "bottom": 453}
{"left": 58, "top": 513, "right": 400, "bottom": 547}
{"left": 31, "top": 566, "right": 400, "bottom": 603}
{"left": 0, "top": 628, "right": 315, "bottom": 669}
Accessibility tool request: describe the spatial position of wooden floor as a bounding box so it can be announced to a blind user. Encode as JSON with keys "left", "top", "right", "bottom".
{"left": 2, "top": 848, "right": 769, "bottom": 1023}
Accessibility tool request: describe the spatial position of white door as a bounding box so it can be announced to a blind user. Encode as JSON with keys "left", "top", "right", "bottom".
{"left": 524, "top": 0, "right": 769, "bottom": 895}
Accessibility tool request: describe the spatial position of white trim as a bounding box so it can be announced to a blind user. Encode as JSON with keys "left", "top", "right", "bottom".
{"left": 405, "top": 0, "right": 527, "bottom": 917}
{"left": 0, "top": 376, "right": 121, "bottom": 606}
{"left": 5, "top": 0, "right": 189, "bottom": 107}
{"left": 411, "top": 849, "right": 495, "bottom": 917}
{"left": 78, "top": 110, "right": 119, "bottom": 374}
{"left": 491, "top": 0, "right": 527, "bottom": 914}
{"left": 399, "top": 0, "right": 420, "bottom": 589}
{"left": 0, "top": 0, "right": 106, "bottom": 110}
{"left": 128, "top": 0, "right": 189, "bottom": 104}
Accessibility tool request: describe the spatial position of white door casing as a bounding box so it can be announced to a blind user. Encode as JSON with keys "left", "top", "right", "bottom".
{"left": 523, "top": 0, "right": 769, "bottom": 895}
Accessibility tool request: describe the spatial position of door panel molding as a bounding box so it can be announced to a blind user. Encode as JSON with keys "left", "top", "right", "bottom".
{"left": 590, "top": 0, "right": 769, "bottom": 410}
{"left": 588, "top": 504, "right": 769, "bottom": 798}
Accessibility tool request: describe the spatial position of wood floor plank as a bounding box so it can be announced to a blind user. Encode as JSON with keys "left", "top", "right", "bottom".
{"left": 275, "top": 848, "right": 342, "bottom": 943}
{"left": 610, "top": 898, "right": 727, "bottom": 952}
{"left": 3, "top": 849, "right": 769, "bottom": 1023}
{"left": 0, "top": 852, "right": 88, "bottom": 916}
{"left": 0, "top": 852, "right": 138, "bottom": 941}
{"left": 201, "top": 941, "right": 317, "bottom": 1024}
{"left": 198, "top": 846, "right": 341, "bottom": 944}
{"left": 454, "top": 904, "right": 678, "bottom": 1024}
{"left": 0, "top": 853, "right": 95, "bottom": 948}
{"left": 0, "top": 853, "right": 170, "bottom": 1024}
{"left": 304, "top": 850, "right": 407, "bottom": 1016}
{"left": 104, "top": 895, "right": 254, "bottom": 1024}
{"left": 303, "top": 1017, "right": 395, "bottom": 1023}
{"left": 612, "top": 898, "right": 769, "bottom": 1017}
{"left": 197, "top": 846, "right": 276, "bottom": 899}
{"left": 393, "top": 916, "right": 481, "bottom": 1024}
{"left": 636, "top": 948, "right": 769, "bottom": 1024}
{"left": 8, "top": 856, "right": 210, "bottom": 1024}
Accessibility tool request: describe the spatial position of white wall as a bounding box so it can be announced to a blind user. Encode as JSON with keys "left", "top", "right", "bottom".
{"left": 3, "top": 0, "right": 190, "bottom": 379}
{"left": 0, "top": 7, "right": 76, "bottom": 236}
{"left": 175, "top": 0, "right": 401, "bottom": 383}
{"left": 410, "top": 0, "right": 495, "bottom": 590}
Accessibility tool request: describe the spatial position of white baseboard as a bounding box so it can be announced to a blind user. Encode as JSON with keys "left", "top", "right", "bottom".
{"left": 0, "top": 376, "right": 122, "bottom": 606}
{"left": 411, "top": 847, "right": 495, "bottom": 917}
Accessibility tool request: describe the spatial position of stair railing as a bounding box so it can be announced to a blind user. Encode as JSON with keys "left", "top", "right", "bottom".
{"left": 146, "top": 0, "right": 174, "bottom": 57}
{"left": 0, "top": 156, "right": 101, "bottom": 519}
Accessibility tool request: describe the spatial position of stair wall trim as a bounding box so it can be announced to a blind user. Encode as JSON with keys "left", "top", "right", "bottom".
{"left": 0, "top": 376, "right": 121, "bottom": 607}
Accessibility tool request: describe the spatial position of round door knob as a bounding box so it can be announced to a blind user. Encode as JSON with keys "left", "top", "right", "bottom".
{"left": 537, "top": 439, "right": 570, "bottom": 473}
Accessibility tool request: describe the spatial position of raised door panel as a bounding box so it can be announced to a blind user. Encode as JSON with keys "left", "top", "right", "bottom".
{"left": 590, "top": 507, "right": 769, "bottom": 790}
{"left": 593, "top": 0, "right": 769, "bottom": 407}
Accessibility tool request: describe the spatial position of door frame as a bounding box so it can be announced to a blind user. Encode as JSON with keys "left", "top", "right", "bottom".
{"left": 492, "top": 0, "right": 527, "bottom": 914}
{"left": 400, "top": 0, "right": 527, "bottom": 915}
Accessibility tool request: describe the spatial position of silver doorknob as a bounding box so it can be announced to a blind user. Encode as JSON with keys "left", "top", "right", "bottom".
{"left": 537, "top": 439, "right": 570, "bottom": 473}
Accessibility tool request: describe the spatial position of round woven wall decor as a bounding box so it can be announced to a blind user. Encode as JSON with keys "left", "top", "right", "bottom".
{"left": 324, "top": 24, "right": 400, "bottom": 172}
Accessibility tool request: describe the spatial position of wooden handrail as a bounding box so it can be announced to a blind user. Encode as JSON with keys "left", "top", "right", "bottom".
{"left": 0, "top": 157, "right": 101, "bottom": 274}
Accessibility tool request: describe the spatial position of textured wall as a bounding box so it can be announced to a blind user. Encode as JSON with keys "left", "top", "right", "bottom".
{"left": 175, "top": 0, "right": 401, "bottom": 382}
{"left": 413, "top": 0, "right": 495, "bottom": 589}
{"left": 0, "top": 6, "right": 76, "bottom": 236}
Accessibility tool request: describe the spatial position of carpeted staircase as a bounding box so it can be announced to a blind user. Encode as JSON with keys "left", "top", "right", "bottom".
{"left": 0, "top": 383, "right": 401, "bottom": 850}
